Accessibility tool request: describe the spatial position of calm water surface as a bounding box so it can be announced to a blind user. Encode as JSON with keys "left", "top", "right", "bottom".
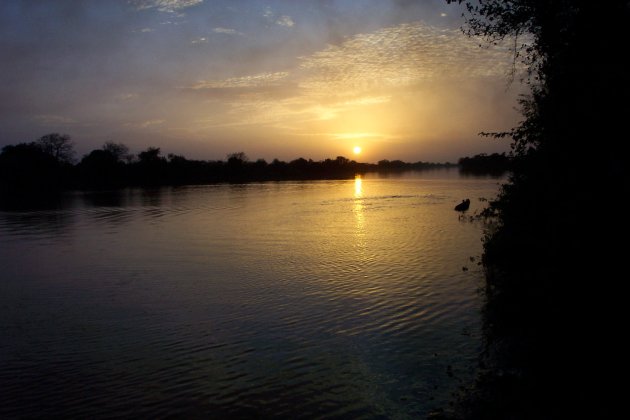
{"left": 0, "top": 170, "right": 501, "bottom": 418}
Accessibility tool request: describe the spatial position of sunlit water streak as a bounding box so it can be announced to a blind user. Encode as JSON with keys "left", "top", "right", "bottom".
{"left": 0, "top": 170, "right": 502, "bottom": 418}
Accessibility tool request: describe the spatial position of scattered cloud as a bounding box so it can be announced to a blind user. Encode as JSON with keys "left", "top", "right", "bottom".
{"left": 213, "top": 27, "right": 242, "bottom": 35}
{"left": 117, "top": 93, "right": 139, "bottom": 101}
{"left": 189, "top": 72, "right": 290, "bottom": 90}
{"left": 298, "top": 22, "right": 515, "bottom": 98}
{"left": 34, "top": 115, "right": 77, "bottom": 125}
{"left": 130, "top": 0, "right": 203, "bottom": 13}
{"left": 188, "top": 21, "right": 518, "bottom": 140}
{"left": 276, "top": 16, "right": 295, "bottom": 28}
{"left": 140, "top": 119, "right": 165, "bottom": 128}
{"left": 262, "top": 6, "right": 295, "bottom": 28}
{"left": 125, "top": 119, "right": 165, "bottom": 128}
{"left": 1, "top": 2, "right": 521, "bottom": 161}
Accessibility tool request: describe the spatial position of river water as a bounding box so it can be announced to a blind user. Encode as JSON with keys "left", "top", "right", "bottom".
{"left": 0, "top": 170, "right": 501, "bottom": 418}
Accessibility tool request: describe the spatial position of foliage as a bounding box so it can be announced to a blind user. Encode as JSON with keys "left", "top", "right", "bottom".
{"left": 458, "top": 153, "right": 509, "bottom": 175}
{"left": 440, "top": 1, "right": 630, "bottom": 418}
{"left": 102, "top": 141, "right": 132, "bottom": 163}
{"left": 226, "top": 151, "right": 248, "bottom": 164}
{"left": 0, "top": 137, "right": 460, "bottom": 192}
{"left": 36, "top": 133, "right": 76, "bottom": 164}
{"left": 0, "top": 143, "right": 70, "bottom": 193}
{"left": 77, "top": 149, "right": 127, "bottom": 189}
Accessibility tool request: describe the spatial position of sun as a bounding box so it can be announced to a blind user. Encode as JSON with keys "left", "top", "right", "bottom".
{"left": 353, "top": 146, "right": 362, "bottom": 155}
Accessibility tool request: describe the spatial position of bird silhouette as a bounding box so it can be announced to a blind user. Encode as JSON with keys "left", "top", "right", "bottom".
{"left": 454, "top": 199, "right": 470, "bottom": 212}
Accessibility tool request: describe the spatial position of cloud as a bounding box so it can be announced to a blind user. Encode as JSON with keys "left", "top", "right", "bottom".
{"left": 262, "top": 7, "right": 295, "bottom": 28}
{"left": 189, "top": 72, "right": 290, "bottom": 90}
{"left": 142, "top": 119, "right": 165, "bottom": 127}
{"left": 213, "top": 27, "right": 242, "bottom": 35}
{"left": 186, "top": 21, "right": 521, "bottom": 146}
{"left": 125, "top": 119, "right": 165, "bottom": 128}
{"left": 219, "top": 22, "right": 514, "bottom": 126}
{"left": 117, "top": 93, "right": 139, "bottom": 101}
{"left": 276, "top": 15, "right": 295, "bottom": 27}
{"left": 298, "top": 22, "right": 515, "bottom": 99}
{"left": 191, "top": 37, "right": 208, "bottom": 44}
{"left": 130, "top": 0, "right": 203, "bottom": 13}
{"left": 34, "top": 115, "right": 78, "bottom": 125}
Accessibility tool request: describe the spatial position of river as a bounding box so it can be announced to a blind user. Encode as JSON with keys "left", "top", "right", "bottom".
{"left": 0, "top": 169, "right": 502, "bottom": 418}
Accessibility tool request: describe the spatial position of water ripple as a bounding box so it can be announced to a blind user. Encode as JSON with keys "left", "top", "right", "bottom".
{"left": 0, "top": 173, "right": 502, "bottom": 418}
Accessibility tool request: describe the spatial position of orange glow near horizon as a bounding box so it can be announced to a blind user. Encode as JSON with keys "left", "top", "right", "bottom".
{"left": 3, "top": 8, "right": 522, "bottom": 164}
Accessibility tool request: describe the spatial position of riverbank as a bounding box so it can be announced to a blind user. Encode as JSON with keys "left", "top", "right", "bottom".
{"left": 431, "top": 173, "right": 624, "bottom": 419}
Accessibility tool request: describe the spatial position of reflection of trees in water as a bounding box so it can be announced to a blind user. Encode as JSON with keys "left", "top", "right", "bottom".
{"left": 0, "top": 209, "right": 76, "bottom": 238}
{"left": 81, "top": 190, "right": 128, "bottom": 208}
{"left": 0, "top": 190, "right": 138, "bottom": 235}
{"left": 0, "top": 193, "right": 80, "bottom": 239}
{"left": 140, "top": 188, "right": 167, "bottom": 220}
{"left": 140, "top": 188, "right": 164, "bottom": 207}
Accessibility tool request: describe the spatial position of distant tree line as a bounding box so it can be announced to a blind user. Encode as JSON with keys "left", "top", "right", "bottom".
{"left": 0, "top": 133, "right": 462, "bottom": 194}
{"left": 458, "top": 153, "right": 510, "bottom": 175}
{"left": 376, "top": 159, "right": 455, "bottom": 172}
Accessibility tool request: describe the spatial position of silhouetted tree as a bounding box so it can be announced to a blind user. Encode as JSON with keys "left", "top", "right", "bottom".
{"left": 77, "top": 149, "right": 125, "bottom": 189}
{"left": 36, "top": 133, "right": 75, "bottom": 164}
{"left": 135, "top": 147, "right": 167, "bottom": 185}
{"left": 0, "top": 143, "right": 66, "bottom": 192}
{"left": 102, "top": 141, "right": 131, "bottom": 163}
{"left": 1, "top": 136, "right": 453, "bottom": 190}
{"left": 138, "top": 147, "right": 164, "bottom": 164}
{"left": 458, "top": 153, "right": 510, "bottom": 175}
{"left": 253, "top": 158, "right": 268, "bottom": 168}
{"left": 442, "top": 1, "right": 629, "bottom": 418}
{"left": 335, "top": 156, "right": 350, "bottom": 165}
{"left": 226, "top": 151, "right": 248, "bottom": 167}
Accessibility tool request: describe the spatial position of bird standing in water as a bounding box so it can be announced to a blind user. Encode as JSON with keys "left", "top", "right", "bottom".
{"left": 454, "top": 199, "right": 470, "bottom": 212}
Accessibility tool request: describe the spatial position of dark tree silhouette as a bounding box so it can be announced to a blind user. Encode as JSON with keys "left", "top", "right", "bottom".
{"left": 138, "top": 147, "right": 164, "bottom": 164}
{"left": 1, "top": 133, "right": 456, "bottom": 190}
{"left": 458, "top": 153, "right": 509, "bottom": 175}
{"left": 36, "top": 133, "right": 75, "bottom": 164}
{"left": 226, "top": 152, "right": 248, "bottom": 164}
{"left": 440, "top": 1, "right": 630, "bottom": 418}
{"left": 102, "top": 141, "right": 131, "bottom": 163}
{"left": 0, "top": 143, "right": 67, "bottom": 193}
{"left": 134, "top": 147, "right": 168, "bottom": 185}
{"left": 77, "top": 149, "right": 125, "bottom": 189}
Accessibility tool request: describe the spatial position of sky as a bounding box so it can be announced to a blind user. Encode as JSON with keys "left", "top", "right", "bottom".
{"left": 0, "top": 0, "right": 524, "bottom": 163}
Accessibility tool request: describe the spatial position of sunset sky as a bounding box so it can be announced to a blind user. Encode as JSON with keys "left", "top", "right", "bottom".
{"left": 0, "top": 0, "right": 523, "bottom": 162}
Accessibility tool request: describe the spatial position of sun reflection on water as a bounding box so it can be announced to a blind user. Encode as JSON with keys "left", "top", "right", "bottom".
{"left": 353, "top": 175, "right": 365, "bottom": 232}
{"left": 354, "top": 175, "right": 363, "bottom": 198}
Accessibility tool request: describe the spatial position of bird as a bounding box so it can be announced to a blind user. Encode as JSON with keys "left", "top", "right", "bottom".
{"left": 454, "top": 199, "right": 470, "bottom": 212}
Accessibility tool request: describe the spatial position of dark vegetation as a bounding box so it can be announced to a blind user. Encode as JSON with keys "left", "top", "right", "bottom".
{"left": 435, "top": 1, "right": 629, "bottom": 419}
{"left": 458, "top": 153, "right": 510, "bottom": 176}
{"left": 0, "top": 134, "right": 460, "bottom": 195}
